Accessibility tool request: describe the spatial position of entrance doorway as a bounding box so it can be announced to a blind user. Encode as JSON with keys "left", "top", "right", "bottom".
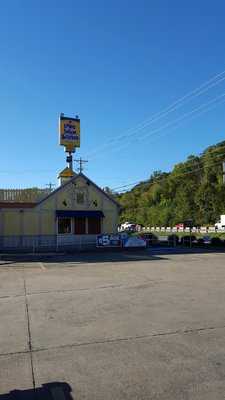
{"left": 74, "top": 217, "right": 86, "bottom": 234}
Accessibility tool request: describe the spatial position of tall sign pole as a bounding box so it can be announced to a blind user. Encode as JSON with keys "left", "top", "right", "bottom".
{"left": 59, "top": 113, "right": 80, "bottom": 170}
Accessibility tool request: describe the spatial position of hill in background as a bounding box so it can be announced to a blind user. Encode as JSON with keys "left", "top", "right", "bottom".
{"left": 116, "top": 140, "right": 225, "bottom": 227}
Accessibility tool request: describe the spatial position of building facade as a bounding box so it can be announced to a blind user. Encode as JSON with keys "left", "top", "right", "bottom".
{"left": 0, "top": 172, "right": 120, "bottom": 251}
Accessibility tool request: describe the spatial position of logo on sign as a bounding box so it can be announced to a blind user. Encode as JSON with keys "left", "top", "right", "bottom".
{"left": 63, "top": 124, "right": 79, "bottom": 141}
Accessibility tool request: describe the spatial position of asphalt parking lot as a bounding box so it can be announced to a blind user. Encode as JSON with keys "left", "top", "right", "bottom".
{"left": 1, "top": 249, "right": 225, "bottom": 399}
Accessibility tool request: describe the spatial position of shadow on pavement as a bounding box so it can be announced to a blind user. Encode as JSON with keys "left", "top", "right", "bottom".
{"left": 0, "top": 382, "right": 73, "bottom": 400}
{"left": 149, "top": 246, "right": 225, "bottom": 255}
{"left": 1, "top": 247, "right": 225, "bottom": 266}
{"left": 0, "top": 250, "right": 168, "bottom": 265}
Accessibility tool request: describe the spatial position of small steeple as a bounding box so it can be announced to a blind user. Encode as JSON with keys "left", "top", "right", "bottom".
{"left": 58, "top": 167, "right": 76, "bottom": 186}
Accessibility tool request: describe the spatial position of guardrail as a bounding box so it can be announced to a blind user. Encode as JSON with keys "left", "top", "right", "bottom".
{"left": 142, "top": 226, "right": 225, "bottom": 233}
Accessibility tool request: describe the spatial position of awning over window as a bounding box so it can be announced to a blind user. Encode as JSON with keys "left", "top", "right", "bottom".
{"left": 56, "top": 210, "right": 104, "bottom": 218}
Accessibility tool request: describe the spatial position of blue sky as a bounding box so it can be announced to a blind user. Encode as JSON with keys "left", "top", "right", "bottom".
{"left": 1, "top": 0, "right": 225, "bottom": 190}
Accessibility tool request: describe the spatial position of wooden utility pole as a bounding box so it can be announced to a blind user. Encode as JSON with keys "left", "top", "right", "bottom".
{"left": 74, "top": 157, "right": 88, "bottom": 173}
{"left": 46, "top": 182, "right": 55, "bottom": 191}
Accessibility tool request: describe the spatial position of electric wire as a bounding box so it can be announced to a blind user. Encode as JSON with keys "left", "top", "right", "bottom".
{"left": 87, "top": 69, "right": 225, "bottom": 159}
{"left": 91, "top": 91, "right": 225, "bottom": 159}
{"left": 112, "top": 150, "right": 225, "bottom": 193}
{"left": 112, "top": 146, "right": 225, "bottom": 191}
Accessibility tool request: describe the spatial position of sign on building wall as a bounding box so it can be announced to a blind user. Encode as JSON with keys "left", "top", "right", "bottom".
{"left": 96, "top": 234, "right": 122, "bottom": 247}
{"left": 59, "top": 114, "right": 80, "bottom": 152}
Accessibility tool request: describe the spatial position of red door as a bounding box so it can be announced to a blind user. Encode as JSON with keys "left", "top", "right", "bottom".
{"left": 74, "top": 217, "right": 86, "bottom": 234}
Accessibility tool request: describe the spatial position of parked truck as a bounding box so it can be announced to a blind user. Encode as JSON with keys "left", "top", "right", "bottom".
{"left": 215, "top": 215, "right": 225, "bottom": 230}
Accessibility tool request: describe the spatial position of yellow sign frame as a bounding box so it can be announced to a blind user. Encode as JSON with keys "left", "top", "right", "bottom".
{"left": 59, "top": 115, "right": 80, "bottom": 152}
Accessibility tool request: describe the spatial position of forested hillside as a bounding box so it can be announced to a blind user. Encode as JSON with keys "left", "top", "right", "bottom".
{"left": 117, "top": 141, "right": 225, "bottom": 226}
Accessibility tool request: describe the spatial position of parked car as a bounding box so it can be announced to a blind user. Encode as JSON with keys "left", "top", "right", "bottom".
{"left": 175, "top": 223, "right": 184, "bottom": 229}
{"left": 119, "top": 222, "right": 137, "bottom": 232}
{"left": 215, "top": 215, "right": 225, "bottom": 230}
{"left": 202, "top": 235, "right": 212, "bottom": 245}
{"left": 197, "top": 236, "right": 211, "bottom": 246}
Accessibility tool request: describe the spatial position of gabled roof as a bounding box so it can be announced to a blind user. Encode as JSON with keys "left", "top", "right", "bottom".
{"left": 38, "top": 172, "right": 120, "bottom": 207}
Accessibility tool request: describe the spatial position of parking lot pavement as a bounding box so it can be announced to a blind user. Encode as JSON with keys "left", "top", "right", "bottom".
{"left": 33, "top": 329, "right": 225, "bottom": 400}
{"left": 0, "top": 354, "right": 33, "bottom": 393}
{"left": 1, "top": 251, "right": 225, "bottom": 399}
{"left": 0, "top": 269, "right": 25, "bottom": 298}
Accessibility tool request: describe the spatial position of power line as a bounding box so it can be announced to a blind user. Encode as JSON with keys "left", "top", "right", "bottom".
{"left": 116, "top": 157, "right": 225, "bottom": 193}
{"left": 137, "top": 93, "right": 225, "bottom": 144}
{"left": 87, "top": 69, "right": 225, "bottom": 159}
{"left": 113, "top": 148, "right": 225, "bottom": 191}
{"left": 92, "top": 91, "right": 225, "bottom": 160}
{"left": 113, "top": 150, "right": 225, "bottom": 192}
{"left": 117, "top": 158, "right": 224, "bottom": 195}
{"left": 99, "top": 144, "right": 225, "bottom": 192}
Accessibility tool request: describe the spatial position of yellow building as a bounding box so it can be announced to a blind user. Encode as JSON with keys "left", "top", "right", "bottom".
{"left": 0, "top": 170, "right": 120, "bottom": 250}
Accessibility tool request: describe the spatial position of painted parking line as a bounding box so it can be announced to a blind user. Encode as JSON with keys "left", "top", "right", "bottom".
{"left": 38, "top": 261, "right": 46, "bottom": 271}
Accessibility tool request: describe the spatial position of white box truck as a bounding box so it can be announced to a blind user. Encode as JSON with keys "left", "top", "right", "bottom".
{"left": 215, "top": 215, "right": 225, "bottom": 230}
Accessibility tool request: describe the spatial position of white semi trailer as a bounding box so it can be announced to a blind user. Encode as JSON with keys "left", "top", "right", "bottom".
{"left": 215, "top": 215, "right": 225, "bottom": 230}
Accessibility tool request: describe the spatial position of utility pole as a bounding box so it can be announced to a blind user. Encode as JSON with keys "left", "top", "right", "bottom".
{"left": 46, "top": 182, "right": 55, "bottom": 191}
{"left": 74, "top": 157, "right": 88, "bottom": 174}
{"left": 223, "top": 161, "right": 225, "bottom": 184}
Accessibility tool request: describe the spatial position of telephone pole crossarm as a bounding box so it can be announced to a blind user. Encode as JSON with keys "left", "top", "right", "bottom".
{"left": 74, "top": 157, "right": 88, "bottom": 174}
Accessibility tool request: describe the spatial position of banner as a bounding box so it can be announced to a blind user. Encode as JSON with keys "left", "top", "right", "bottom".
{"left": 96, "top": 233, "right": 146, "bottom": 248}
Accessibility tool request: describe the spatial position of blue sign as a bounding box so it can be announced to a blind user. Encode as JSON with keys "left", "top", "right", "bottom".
{"left": 96, "top": 234, "right": 122, "bottom": 247}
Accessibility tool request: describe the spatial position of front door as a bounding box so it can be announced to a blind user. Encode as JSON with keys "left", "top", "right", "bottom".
{"left": 74, "top": 217, "right": 86, "bottom": 234}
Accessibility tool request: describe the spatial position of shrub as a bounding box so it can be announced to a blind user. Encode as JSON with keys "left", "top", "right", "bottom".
{"left": 181, "top": 235, "right": 197, "bottom": 246}
{"left": 140, "top": 233, "right": 158, "bottom": 246}
{"left": 168, "top": 234, "right": 179, "bottom": 245}
{"left": 211, "top": 237, "right": 223, "bottom": 247}
{"left": 197, "top": 238, "right": 204, "bottom": 246}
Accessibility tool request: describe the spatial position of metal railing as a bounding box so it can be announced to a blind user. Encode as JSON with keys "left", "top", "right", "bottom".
{"left": 0, "top": 235, "right": 97, "bottom": 252}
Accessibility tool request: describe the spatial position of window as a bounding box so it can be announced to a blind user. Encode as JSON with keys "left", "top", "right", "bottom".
{"left": 76, "top": 192, "right": 85, "bottom": 204}
{"left": 88, "top": 217, "right": 101, "bottom": 234}
{"left": 58, "top": 218, "right": 71, "bottom": 234}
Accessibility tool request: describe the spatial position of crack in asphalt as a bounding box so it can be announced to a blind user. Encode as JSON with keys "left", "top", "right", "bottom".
{"left": 0, "top": 280, "right": 164, "bottom": 300}
{"left": 1, "top": 323, "right": 225, "bottom": 358}
{"left": 23, "top": 274, "right": 36, "bottom": 390}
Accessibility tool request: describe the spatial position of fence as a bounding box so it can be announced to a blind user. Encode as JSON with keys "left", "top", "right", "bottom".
{"left": 0, "top": 235, "right": 97, "bottom": 252}
{"left": 0, "top": 188, "right": 51, "bottom": 202}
